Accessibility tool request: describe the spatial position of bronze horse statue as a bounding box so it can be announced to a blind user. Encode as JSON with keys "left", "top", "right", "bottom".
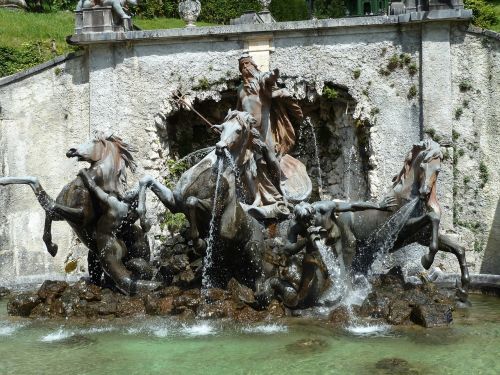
{"left": 138, "top": 110, "right": 269, "bottom": 288}
{"left": 338, "top": 139, "right": 470, "bottom": 292}
{"left": 0, "top": 134, "right": 161, "bottom": 294}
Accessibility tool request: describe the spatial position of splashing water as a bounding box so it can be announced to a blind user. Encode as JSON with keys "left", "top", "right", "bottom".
{"left": 344, "top": 145, "right": 356, "bottom": 199}
{"left": 316, "top": 239, "right": 348, "bottom": 305}
{"left": 358, "top": 197, "right": 419, "bottom": 271}
{"left": 201, "top": 158, "right": 224, "bottom": 294}
{"left": 224, "top": 149, "right": 247, "bottom": 202}
{"left": 305, "top": 118, "right": 324, "bottom": 200}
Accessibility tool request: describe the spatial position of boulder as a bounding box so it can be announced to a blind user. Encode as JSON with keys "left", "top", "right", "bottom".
{"left": 410, "top": 304, "right": 453, "bottom": 328}
{"left": 7, "top": 292, "right": 41, "bottom": 317}
{"left": 38, "top": 280, "right": 68, "bottom": 302}
{"left": 227, "top": 278, "right": 255, "bottom": 305}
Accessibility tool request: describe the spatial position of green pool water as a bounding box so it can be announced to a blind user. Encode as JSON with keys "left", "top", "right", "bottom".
{"left": 0, "top": 295, "right": 499, "bottom": 375}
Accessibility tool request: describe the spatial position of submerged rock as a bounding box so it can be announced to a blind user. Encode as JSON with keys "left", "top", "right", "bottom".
{"left": 375, "top": 357, "right": 421, "bottom": 374}
{"left": 286, "top": 338, "right": 329, "bottom": 354}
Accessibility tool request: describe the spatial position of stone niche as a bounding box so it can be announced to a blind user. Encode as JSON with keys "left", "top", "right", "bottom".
{"left": 154, "top": 80, "right": 370, "bottom": 201}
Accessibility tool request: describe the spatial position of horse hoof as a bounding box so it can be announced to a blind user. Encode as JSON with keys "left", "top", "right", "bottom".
{"left": 47, "top": 243, "right": 58, "bottom": 257}
{"left": 421, "top": 254, "right": 434, "bottom": 270}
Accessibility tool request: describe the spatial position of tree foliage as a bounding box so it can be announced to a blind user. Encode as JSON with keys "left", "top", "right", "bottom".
{"left": 313, "top": 0, "right": 346, "bottom": 19}
{"left": 464, "top": 0, "right": 498, "bottom": 29}
{"left": 269, "top": 0, "right": 309, "bottom": 21}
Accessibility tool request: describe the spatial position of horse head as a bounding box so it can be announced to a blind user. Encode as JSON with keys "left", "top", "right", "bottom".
{"left": 66, "top": 133, "right": 137, "bottom": 195}
{"left": 214, "top": 110, "right": 256, "bottom": 164}
{"left": 392, "top": 139, "right": 443, "bottom": 211}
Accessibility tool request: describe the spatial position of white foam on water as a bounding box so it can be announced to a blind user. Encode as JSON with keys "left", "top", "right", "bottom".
{"left": 40, "top": 328, "right": 73, "bottom": 342}
{"left": 242, "top": 324, "right": 288, "bottom": 334}
{"left": 153, "top": 327, "right": 170, "bottom": 338}
{"left": 346, "top": 324, "right": 391, "bottom": 336}
{"left": 78, "top": 326, "right": 115, "bottom": 335}
{"left": 182, "top": 322, "right": 216, "bottom": 337}
{"left": 0, "top": 323, "right": 23, "bottom": 336}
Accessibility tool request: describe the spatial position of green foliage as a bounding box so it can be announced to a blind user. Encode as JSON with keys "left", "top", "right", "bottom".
{"left": 0, "top": 43, "right": 46, "bottom": 77}
{"left": 459, "top": 80, "right": 473, "bottom": 92}
{"left": 313, "top": 0, "right": 346, "bottom": 18}
{"left": 322, "top": 85, "right": 338, "bottom": 100}
{"left": 167, "top": 159, "right": 189, "bottom": 179}
{"left": 408, "top": 63, "right": 418, "bottom": 77}
{"left": 269, "top": 0, "right": 308, "bottom": 21}
{"left": 455, "top": 107, "right": 464, "bottom": 120}
{"left": 199, "top": 0, "right": 261, "bottom": 24}
{"left": 464, "top": 0, "right": 498, "bottom": 29}
{"left": 479, "top": 161, "right": 489, "bottom": 188}
{"left": 387, "top": 54, "right": 400, "bottom": 71}
{"left": 452, "top": 130, "right": 460, "bottom": 142}
{"left": 352, "top": 68, "right": 361, "bottom": 79}
{"left": 161, "top": 211, "right": 188, "bottom": 233}
{"left": 407, "top": 85, "right": 417, "bottom": 99}
{"left": 193, "top": 77, "right": 210, "bottom": 91}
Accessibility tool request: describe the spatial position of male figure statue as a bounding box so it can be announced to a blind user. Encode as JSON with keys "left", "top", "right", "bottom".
{"left": 237, "top": 54, "right": 305, "bottom": 211}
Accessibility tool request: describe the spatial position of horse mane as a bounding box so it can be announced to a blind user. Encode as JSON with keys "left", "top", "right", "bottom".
{"left": 224, "top": 110, "right": 257, "bottom": 130}
{"left": 392, "top": 139, "right": 443, "bottom": 187}
{"left": 93, "top": 133, "right": 137, "bottom": 192}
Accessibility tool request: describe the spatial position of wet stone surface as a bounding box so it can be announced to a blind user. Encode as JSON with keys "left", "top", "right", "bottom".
{"left": 359, "top": 267, "right": 455, "bottom": 328}
{"left": 6, "top": 267, "right": 457, "bottom": 328}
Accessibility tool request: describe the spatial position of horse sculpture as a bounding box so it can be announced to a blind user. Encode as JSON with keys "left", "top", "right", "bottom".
{"left": 138, "top": 110, "right": 269, "bottom": 288}
{"left": 0, "top": 134, "right": 161, "bottom": 294}
{"left": 338, "top": 139, "right": 470, "bottom": 292}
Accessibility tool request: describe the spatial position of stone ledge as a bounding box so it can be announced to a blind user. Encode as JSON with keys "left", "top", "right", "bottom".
{"left": 68, "top": 10, "right": 473, "bottom": 46}
{"left": 0, "top": 51, "right": 84, "bottom": 87}
{"left": 467, "top": 25, "right": 500, "bottom": 41}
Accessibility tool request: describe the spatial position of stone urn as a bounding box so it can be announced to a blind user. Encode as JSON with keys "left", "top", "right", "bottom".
{"left": 178, "top": 0, "right": 201, "bottom": 27}
{"left": 259, "top": 0, "right": 272, "bottom": 11}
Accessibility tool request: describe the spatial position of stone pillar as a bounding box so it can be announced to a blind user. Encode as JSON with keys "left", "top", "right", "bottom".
{"left": 244, "top": 36, "right": 274, "bottom": 72}
{"left": 420, "top": 22, "right": 453, "bottom": 230}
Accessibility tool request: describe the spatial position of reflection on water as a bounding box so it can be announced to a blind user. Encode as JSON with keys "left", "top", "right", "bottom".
{"left": 0, "top": 295, "right": 499, "bottom": 374}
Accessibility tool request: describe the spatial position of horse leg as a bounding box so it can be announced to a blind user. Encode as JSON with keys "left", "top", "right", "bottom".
{"left": 186, "top": 196, "right": 208, "bottom": 252}
{"left": 137, "top": 176, "right": 179, "bottom": 232}
{"left": 0, "top": 176, "right": 85, "bottom": 224}
{"left": 99, "top": 237, "right": 162, "bottom": 295}
{"left": 42, "top": 214, "right": 60, "bottom": 257}
{"left": 437, "top": 234, "right": 470, "bottom": 291}
{"left": 419, "top": 212, "right": 440, "bottom": 269}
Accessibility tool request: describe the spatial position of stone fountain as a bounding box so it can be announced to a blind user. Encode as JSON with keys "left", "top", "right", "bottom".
{"left": 0, "top": 53, "right": 472, "bottom": 328}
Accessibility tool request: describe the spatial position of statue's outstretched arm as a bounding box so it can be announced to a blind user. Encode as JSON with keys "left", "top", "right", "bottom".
{"left": 78, "top": 169, "right": 111, "bottom": 206}
{"left": 334, "top": 196, "right": 396, "bottom": 213}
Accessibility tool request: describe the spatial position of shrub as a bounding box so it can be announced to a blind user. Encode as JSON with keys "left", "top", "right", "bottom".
{"left": 270, "top": 0, "right": 309, "bottom": 21}
{"left": 464, "top": 0, "right": 498, "bottom": 29}
{"left": 0, "top": 43, "right": 46, "bottom": 77}
{"left": 199, "top": 0, "right": 262, "bottom": 24}
{"left": 407, "top": 85, "right": 417, "bottom": 99}
{"left": 313, "top": 0, "right": 346, "bottom": 18}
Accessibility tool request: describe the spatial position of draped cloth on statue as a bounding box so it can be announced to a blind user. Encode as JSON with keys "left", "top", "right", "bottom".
{"left": 271, "top": 88, "right": 303, "bottom": 156}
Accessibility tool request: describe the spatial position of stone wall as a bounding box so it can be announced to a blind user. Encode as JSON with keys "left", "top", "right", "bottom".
{"left": 0, "top": 14, "right": 499, "bottom": 285}
{"left": 0, "top": 54, "right": 90, "bottom": 285}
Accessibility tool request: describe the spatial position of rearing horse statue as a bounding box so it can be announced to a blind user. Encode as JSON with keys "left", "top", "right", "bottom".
{"left": 338, "top": 139, "right": 470, "bottom": 292}
{"left": 0, "top": 134, "right": 161, "bottom": 294}
{"left": 138, "top": 110, "right": 271, "bottom": 288}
